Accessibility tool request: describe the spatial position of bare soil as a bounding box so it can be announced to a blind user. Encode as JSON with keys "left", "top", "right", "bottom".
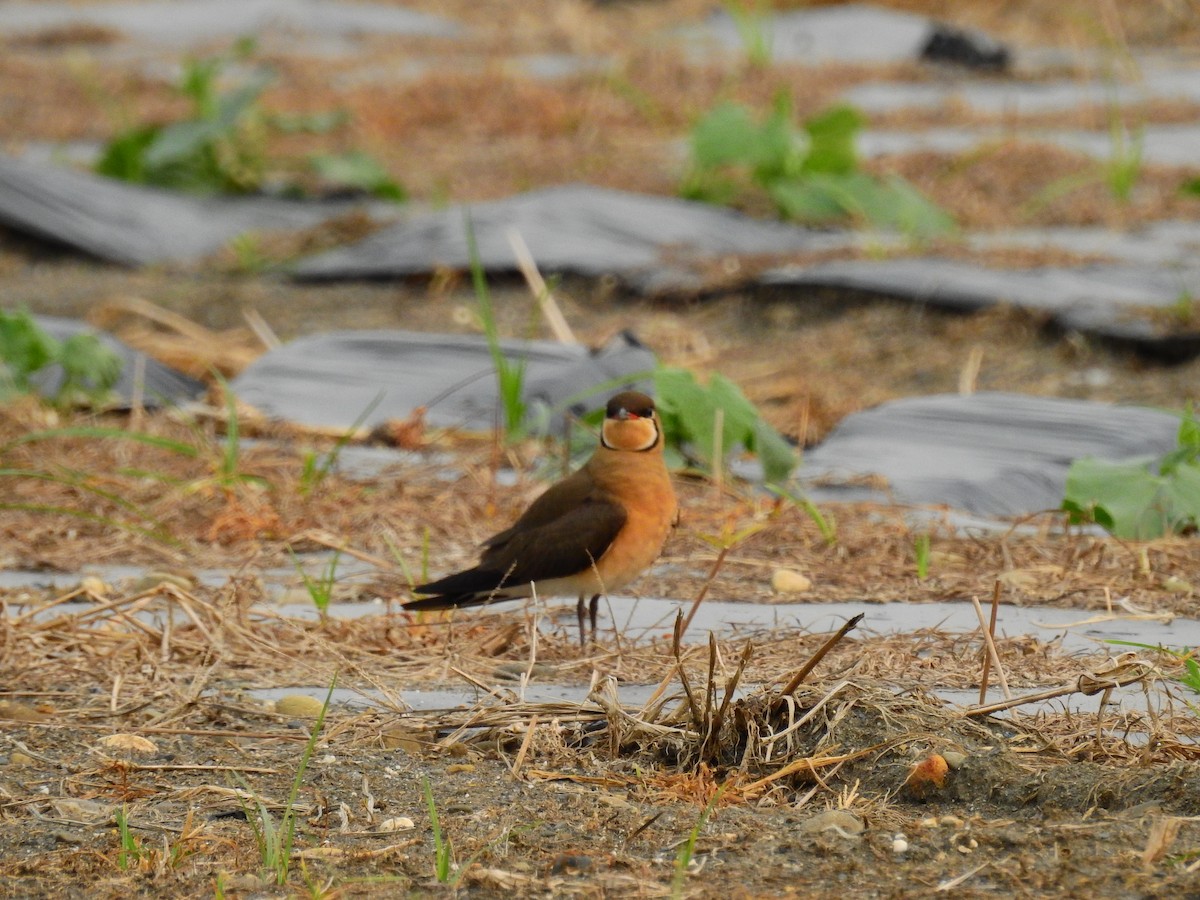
{"left": 4, "top": 1, "right": 1200, "bottom": 897}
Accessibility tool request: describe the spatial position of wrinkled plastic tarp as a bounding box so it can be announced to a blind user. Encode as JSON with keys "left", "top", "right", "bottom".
{"left": 0, "top": 0, "right": 460, "bottom": 45}
{"left": 230, "top": 329, "right": 656, "bottom": 433}
{"left": 291, "top": 184, "right": 837, "bottom": 294}
{"left": 763, "top": 258, "right": 1200, "bottom": 359}
{"left": 684, "top": 4, "right": 934, "bottom": 64}
{"left": 799, "top": 392, "right": 1181, "bottom": 517}
{"left": 0, "top": 154, "right": 368, "bottom": 266}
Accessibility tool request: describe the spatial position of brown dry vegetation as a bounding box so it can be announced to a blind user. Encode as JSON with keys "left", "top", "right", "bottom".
{"left": 4, "top": 395, "right": 1200, "bottom": 895}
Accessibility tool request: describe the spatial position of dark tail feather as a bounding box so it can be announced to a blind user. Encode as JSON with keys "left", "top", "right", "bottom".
{"left": 413, "top": 567, "right": 506, "bottom": 598}
{"left": 403, "top": 592, "right": 501, "bottom": 612}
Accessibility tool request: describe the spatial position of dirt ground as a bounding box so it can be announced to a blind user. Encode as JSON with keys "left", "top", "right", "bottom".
{"left": 4, "top": 1, "right": 1200, "bottom": 897}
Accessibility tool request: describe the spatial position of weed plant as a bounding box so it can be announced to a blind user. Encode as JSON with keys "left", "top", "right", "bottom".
{"left": 682, "top": 94, "right": 953, "bottom": 240}
{"left": 95, "top": 38, "right": 403, "bottom": 200}
{"left": 1063, "top": 405, "right": 1200, "bottom": 538}
{"left": 0, "top": 308, "right": 121, "bottom": 407}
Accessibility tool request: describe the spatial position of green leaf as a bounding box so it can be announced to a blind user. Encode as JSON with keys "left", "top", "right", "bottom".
{"left": 211, "top": 70, "right": 273, "bottom": 129}
{"left": 1161, "top": 406, "right": 1200, "bottom": 474}
{"left": 1163, "top": 462, "right": 1200, "bottom": 532}
{"left": 1063, "top": 457, "right": 1171, "bottom": 539}
{"left": 767, "top": 174, "right": 855, "bottom": 223}
{"left": 57, "top": 333, "right": 122, "bottom": 404}
{"left": 310, "top": 151, "right": 406, "bottom": 201}
{"left": 769, "top": 172, "right": 954, "bottom": 238}
{"left": 691, "top": 102, "right": 766, "bottom": 170}
{"left": 0, "top": 308, "right": 58, "bottom": 392}
{"left": 94, "top": 124, "right": 160, "bottom": 182}
{"left": 750, "top": 92, "right": 802, "bottom": 184}
{"left": 751, "top": 416, "right": 799, "bottom": 485}
{"left": 690, "top": 98, "right": 801, "bottom": 183}
{"left": 868, "top": 175, "right": 957, "bottom": 238}
{"left": 653, "top": 367, "right": 796, "bottom": 483}
{"left": 801, "top": 104, "right": 862, "bottom": 176}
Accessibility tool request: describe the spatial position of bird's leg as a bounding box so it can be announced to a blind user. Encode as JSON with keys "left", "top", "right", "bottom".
{"left": 576, "top": 595, "right": 587, "bottom": 648}
{"left": 588, "top": 594, "right": 600, "bottom": 644}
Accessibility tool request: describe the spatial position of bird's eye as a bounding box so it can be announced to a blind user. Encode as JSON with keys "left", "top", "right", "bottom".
{"left": 639, "top": 407, "right": 655, "bottom": 418}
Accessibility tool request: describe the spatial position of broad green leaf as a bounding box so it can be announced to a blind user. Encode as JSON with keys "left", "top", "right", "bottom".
{"left": 767, "top": 175, "right": 854, "bottom": 223}
{"left": 1163, "top": 462, "right": 1200, "bottom": 532}
{"left": 691, "top": 97, "right": 801, "bottom": 181}
{"left": 750, "top": 93, "right": 803, "bottom": 183}
{"left": 144, "top": 118, "right": 228, "bottom": 168}
{"left": 211, "top": 71, "right": 273, "bottom": 130}
{"left": 770, "top": 172, "right": 954, "bottom": 238}
{"left": 691, "top": 102, "right": 764, "bottom": 168}
{"left": 0, "top": 308, "right": 58, "bottom": 391}
{"left": 801, "top": 104, "right": 862, "bottom": 176}
{"left": 751, "top": 417, "right": 798, "bottom": 485}
{"left": 866, "top": 176, "right": 956, "bottom": 238}
{"left": 94, "top": 124, "right": 159, "bottom": 182}
{"left": 1161, "top": 406, "right": 1200, "bottom": 473}
{"left": 310, "top": 151, "right": 406, "bottom": 201}
{"left": 58, "top": 333, "right": 122, "bottom": 403}
{"left": 653, "top": 367, "right": 796, "bottom": 483}
{"left": 1064, "top": 456, "right": 1170, "bottom": 539}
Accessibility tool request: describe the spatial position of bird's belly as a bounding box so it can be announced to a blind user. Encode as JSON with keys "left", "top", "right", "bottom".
{"left": 520, "top": 517, "right": 670, "bottom": 600}
{"left": 594, "top": 514, "right": 672, "bottom": 591}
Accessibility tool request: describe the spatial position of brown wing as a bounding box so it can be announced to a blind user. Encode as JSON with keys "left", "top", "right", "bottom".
{"left": 479, "top": 497, "right": 626, "bottom": 585}
{"left": 409, "top": 497, "right": 625, "bottom": 606}
{"left": 480, "top": 466, "right": 595, "bottom": 552}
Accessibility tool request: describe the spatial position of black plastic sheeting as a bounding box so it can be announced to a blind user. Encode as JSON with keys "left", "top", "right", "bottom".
{"left": 290, "top": 184, "right": 836, "bottom": 294}
{"left": 0, "top": 154, "right": 369, "bottom": 266}
{"left": 229, "top": 329, "right": 656, "bottom": 434}
{"left": 799, "top": 392, "right": 1182, "bottom": 518}
{"left": 761, "top": 258, "right": 1200, "bottom": 360}
{"left": 31, "top": 315, "right": 203, "bottom": 408}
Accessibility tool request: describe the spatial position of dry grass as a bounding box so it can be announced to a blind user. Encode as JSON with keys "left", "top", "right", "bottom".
{"left": 5, "top": 420, "right": 1200, "bottom": 894}
{"left": 5, "top": 571, "right": 1198, "bottom": 793}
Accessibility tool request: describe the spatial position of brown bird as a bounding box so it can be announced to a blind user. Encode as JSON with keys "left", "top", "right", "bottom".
{"left": 405, "top": 390, "right": 677, "bottom": 644}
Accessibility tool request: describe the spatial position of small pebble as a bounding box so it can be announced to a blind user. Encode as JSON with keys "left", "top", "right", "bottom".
{"left": 942, "top": 750, "right": 968, "bottom": 770}
{"left": 378, "top": 817, "right": 415, "bottom": 832}
{"left": 892, "top": 834, "right": 909, "bottom": 854}
{"left": 98, "top": 734, "right": 158, "bottom": 755}
{"left": 771, "top": 569, "right": 812, "bottom": 594}
{"left": 798, "top": 809, "right": 865, "bottom": 836}
{"left": 80, "top": 576, "right": 109, "bottom": 597}
{"left": 274, "top": 695, "right": 324, "bottom": 718}
{"left": 130, "top": 571, "right": 194, "bottom": 593}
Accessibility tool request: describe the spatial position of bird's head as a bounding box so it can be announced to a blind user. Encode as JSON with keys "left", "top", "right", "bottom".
{"left": 600, "top": 391, "right": 662, "bottom": 452}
